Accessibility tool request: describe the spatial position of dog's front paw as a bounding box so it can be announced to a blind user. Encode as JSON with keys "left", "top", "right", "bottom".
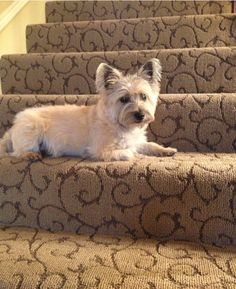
{"left": 160, "top": 147, "right": 177, "bottom": 157}
{"left": 101, "top": 149, "right": 134, "bottom": 161}
{"left": 18, "top": 151, "right": 42, "bottom": 161}
{"left": 115, "top": 150, "right": 134, "bottom": 161}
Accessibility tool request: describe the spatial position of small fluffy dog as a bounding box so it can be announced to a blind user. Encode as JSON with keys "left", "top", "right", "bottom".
{"left": 0, "top": 58, "right": 177, "bottom": 161}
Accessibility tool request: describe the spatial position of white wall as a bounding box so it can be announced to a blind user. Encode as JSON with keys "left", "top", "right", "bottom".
{"left": 0, "top": 0, "right": 46, "bottom": 93}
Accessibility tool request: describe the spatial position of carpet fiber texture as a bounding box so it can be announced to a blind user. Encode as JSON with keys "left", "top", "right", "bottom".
{"left": 1, "top": 47, "right": 236, "bottom": 95}
{"left": 26, "top": 14, "right": 236, "bottom": 53}
{"left": 1, "top": 94, "right": 236, "bottom": 245}
{"left": 1, "top": 0, "right": 236, "bottom": 288}
{"left": 46, "top": 1, "right": 232, "bottom": 22}
{"left": 1, "top": 226, "right": 236, "bottom": 289}
{"left": 1, "top": 153, "right": 236, "bottom": 245}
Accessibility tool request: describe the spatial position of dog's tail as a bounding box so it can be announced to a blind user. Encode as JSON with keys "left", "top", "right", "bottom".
{"left": 0, "top": 131, "right": 12, "bottom": 156}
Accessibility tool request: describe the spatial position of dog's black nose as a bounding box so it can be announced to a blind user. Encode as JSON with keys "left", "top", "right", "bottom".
{"left": 134, "top": 111, "right": 145, "bottom": 122}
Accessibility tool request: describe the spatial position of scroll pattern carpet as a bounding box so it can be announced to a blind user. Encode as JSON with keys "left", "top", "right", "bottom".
{"left": 0, "top": 1, "right": 236, "bottom": 288}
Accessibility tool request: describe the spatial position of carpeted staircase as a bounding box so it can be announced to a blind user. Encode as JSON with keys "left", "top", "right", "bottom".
{"left": 0, "top": 1, "right": 236, "bottom": 288}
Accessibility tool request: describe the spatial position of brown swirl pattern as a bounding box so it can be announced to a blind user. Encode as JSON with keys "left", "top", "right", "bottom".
{"left": 1, "top": 0, "right": 236, "bottom": 287}
{"left": 26, "top": 14, "right": 236, "bottom": 53}
{"left": 45, "top": 1, "right": 232, "bottom": 23}
{"left": 148, "top": 93, "right": 236, "bottom": 152}
{"left": 0, "top": 227, "right": 236, "bottom": 289}
{"left": 1, "top": 47, "right": 236, "bottom": 95}
{"left": 0, "top": 93, "right": 236, "bottom": 153}
{"left": 1, "top": 152, "right": 236, "bottom": 245}
{"left": 1, "top": 94, "right": 236, "bottom": 245}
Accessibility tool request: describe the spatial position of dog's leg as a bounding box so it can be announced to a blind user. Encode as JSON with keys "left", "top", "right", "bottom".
{"left": 10, "top": 126, "right": 42, "bottom": 161}
{"left": 100, "top": 149, "right": 134, "bottom": 161}
{"left": 138, "top": 142, "right": 177, "bottom": 157}
{"left": 0, "top": 131, "right": 12, "bottom": 156}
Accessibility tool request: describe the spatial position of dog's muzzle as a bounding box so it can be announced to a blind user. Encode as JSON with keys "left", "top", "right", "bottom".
{"left": 133, "top": 111, "right": 145, "bottom": 123}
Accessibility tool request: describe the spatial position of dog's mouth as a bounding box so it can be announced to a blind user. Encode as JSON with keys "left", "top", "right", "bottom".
{"left": 118, "top": 112, "right": 154, "bottom": 129}
{"left": 133, "top": 111, "right": 154, "bottom": 124}
{"left": 118, "top": 104, "right": 155, "bottom": 129}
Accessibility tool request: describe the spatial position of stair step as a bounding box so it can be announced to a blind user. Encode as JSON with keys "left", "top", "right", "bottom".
{"left": 1, "top": 226, "right": 235, "bottom": 288}
{"left": 1, "top": 152, "right": 236, "bottom": 244}
{"left": 0, "top": 93, "right": 236, "bottom": 153}
{"left": 26, "top": 13, "right": 236, "bottom": 53}
{"left": 0, "top": 93, "right": 236, "bottom": 244}
{"left": 46, "top": 1, "right": 232, "bottom": 23}
{"left": 1, "top": 47, "right": 236, "bottom": 95}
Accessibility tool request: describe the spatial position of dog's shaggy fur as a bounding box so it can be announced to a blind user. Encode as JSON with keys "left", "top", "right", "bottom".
{"left": 0, "top": 59, "right": 177, "bottom": 161}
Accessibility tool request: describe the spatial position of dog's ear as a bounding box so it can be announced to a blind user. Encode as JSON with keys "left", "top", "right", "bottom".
{"left": 138, "top": 58, "right": 162, "bottom": 85}
{"left": 96, "top": 63, "right": 122, "bottom": 92}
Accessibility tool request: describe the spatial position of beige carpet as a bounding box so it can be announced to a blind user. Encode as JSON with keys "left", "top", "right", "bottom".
{"left": 26, "top": 14, "right": 236, "bottom": 52}
{"left": 1, "top": 226, "right": 236, "bottom": 289}
{"left": 0, "top": 1, "right": 236, "bottom": 288}
{"left": 46, "top": 1, "right": 232, "bottom": 22}
{"left": 1, "top": 152, "right": 236, "bottom": 246}
{"left": 1, "top": 47, "right": 236, "bottom": 94}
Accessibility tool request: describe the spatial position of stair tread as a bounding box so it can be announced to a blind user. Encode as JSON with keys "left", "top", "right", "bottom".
{"left": 27, "top": 13, "right": 236, "bottom": 53}
{"left": 1, "top": 226, "right": 236, "bottom": 289}
{"left": 1, "top": 47, "right": 236, "bottom": 95}
{"left": 46, "top": 0, "right": 232, "bottom": 22}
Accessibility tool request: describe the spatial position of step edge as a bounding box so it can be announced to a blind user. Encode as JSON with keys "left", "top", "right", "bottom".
{"left": 2, "top": 46, "right": 236, "bottom": 59}
{"left": 27, "top": 12, "right": 236, "bottom": 28}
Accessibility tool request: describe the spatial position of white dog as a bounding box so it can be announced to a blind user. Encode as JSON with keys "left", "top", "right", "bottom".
{"left": 0, "top": 59, "right": 177, "bottom": 161}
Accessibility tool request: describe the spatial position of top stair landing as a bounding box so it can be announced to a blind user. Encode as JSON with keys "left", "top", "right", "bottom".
{"left": 45, "top": 1, "right": 233, "bottom": 23}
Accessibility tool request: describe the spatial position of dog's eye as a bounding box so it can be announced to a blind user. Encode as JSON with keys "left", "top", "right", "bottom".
{"left": 140, "top": 93, "right": 147, "bottom": 101}
{"left": 120, "top": 95, "right": 131, "bottom": 104}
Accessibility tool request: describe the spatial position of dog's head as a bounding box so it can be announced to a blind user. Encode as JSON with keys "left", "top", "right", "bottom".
{"left": 96, "top": 58, "right": 161, "bottom": 130}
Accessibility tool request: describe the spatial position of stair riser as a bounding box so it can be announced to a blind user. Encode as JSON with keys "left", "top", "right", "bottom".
{"left": 0, "top": 94, "right": 236, "bottom": 153}
{"left": 1, "top": 48, "right": 236, "bottom": 94}
{"left": 1, "top": 153, "right": 236, "bottom": 246}
{"left": 46, "top": 1, "right": 232, "bottom": 22}
{"left": 26, "top": 14, "right": 236, "bottom": 53}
